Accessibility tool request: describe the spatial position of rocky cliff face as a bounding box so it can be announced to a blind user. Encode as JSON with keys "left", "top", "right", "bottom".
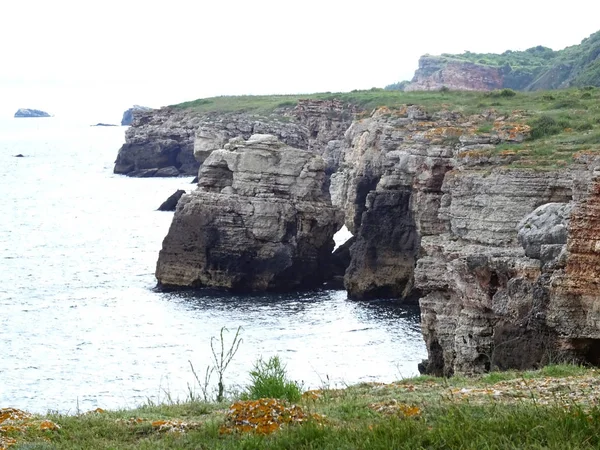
{"left": 141, "top": 95, "right": 600, "bottom": 375}
{"left": 331, "top": 106, "right": 521, "bottom": 300}
{"left": 155, "top": 134, "right": 342, "bottom": 291}
{"left": 121, "top": 105, "right": 152, "bottom": 126}
{"left": 114, "top": 108, "right": 204, "bottom": 177}
{"left": 405, "top": 56, "right": 503, "bottom": 92}
{"left": 116, "top": 100, "right": 354, "bottom": 178}
{"left": 328, "top": 103, "right": 600, "bottom": 374}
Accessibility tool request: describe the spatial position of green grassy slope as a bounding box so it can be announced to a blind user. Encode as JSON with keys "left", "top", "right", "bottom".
{"left": 389, "top": 30, "right": 600, "bottom": 91}
{"left": 172, "top": 86, "right": 600, "bottom": 168}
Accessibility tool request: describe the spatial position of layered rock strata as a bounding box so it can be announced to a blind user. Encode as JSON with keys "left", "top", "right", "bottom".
{"left": 405, "top": 56, "right": 503, "bottom": 92}
{"left": 116, "top": 99, "right": 355, "bottom": 178}
{"left": 114, "top": 108, "right": 203, "bottom": 177}
{"left": 415, "top": 151, "right": 600, "bottom": 375}
{"left": 156, "top": 134, "right": 342, "bottom": 291}
{"left": 328, "top": 104, "right": 600, "bottom": 374}
{"left": 331, "top": 106, "right": 521, "bottom": 300}
{"left": 146, "top": 97, "right": 600, "bottom": 375}
{"left": 121, "top": 105, "right": 152, "bottom": 126}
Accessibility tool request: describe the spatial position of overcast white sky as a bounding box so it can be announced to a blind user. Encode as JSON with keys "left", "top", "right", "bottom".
{"left": 1, "top": 0, "right": 599, "bottom": 122}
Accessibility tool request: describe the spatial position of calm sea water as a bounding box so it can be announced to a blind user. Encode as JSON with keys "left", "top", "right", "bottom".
{"left": 0, "top": 117, "right": 426, "bottom": 413}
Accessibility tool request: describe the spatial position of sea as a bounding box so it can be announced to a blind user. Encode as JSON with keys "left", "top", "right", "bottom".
{"left": 0, "top": 117, "right": 426, "bottom": 414}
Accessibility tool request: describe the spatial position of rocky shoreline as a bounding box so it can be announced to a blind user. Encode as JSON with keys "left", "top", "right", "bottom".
{"left": 116, "top": 93, "right": 600, "bottom": 376}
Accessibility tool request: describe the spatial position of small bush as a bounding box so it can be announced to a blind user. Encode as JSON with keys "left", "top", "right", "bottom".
{"left": 528, "top": 115, "right": 569, "bottom": 139}
{"left": 553, "top": 99, "right": 587, "bottom": 110}
{"left": 575, "top": 121, "right": 594, "bottom": 131}
{"left": 485, "top": 88, "right": 517, "bottom": 98}
{"left": 499, "top": 88, "right": 517, "bottom": 97}
{"left": 581, "top": 92, "right": 592, "bottom": 99}
{"left": 243, "top": 356, "right": 302, "bottom": 402}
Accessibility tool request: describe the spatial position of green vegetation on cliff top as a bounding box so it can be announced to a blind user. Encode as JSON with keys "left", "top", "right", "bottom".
{"left": 4, "top": 364, "right": 600, "bottom": 449}
{"left": 173, "top": 86, "right": 600, "bottom": 168}
{"left": 440, "top": 30, "right": 600, "bottom": 90}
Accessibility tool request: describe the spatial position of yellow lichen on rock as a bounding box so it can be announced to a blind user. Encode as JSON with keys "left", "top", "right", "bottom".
{"left": 151, "top": 419, "right": 202, "bottom": 433}
{"left": 0, "top": 436, "right": 17, "bottom": 450}
{"left": 220, "top": 399, "right": 324, "bottom": 435}
{"left": 0, "top": 408, "right": 60, "bottom": 449}
{"left": 368, "top": 399, "right": 421, "bottom": 418}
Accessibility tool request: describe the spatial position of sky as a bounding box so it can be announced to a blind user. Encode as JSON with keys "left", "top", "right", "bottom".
{"left": 1, "top": 0, "right": 599, "bottom": 122}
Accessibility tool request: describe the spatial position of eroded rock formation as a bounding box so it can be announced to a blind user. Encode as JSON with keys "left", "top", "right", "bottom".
{"left": 155, "top": 134, "right": 342, "bottom": 291}
{"left": 142, "top": 96, "right": 600, "bottom": 376}
{"left": 114, "top": 108, "right": 203, "bottom": 177}
{"left": 331, "top": 107, "right": 521, "bottom": 301}
{"left": 121, "top": 105, "right": 152, "bottom": 126}
{"left": 117, "top": 100, "right": 354, "bottom": 178}
{"left": 158, "top": 190, "right": 186, "bottom": 211}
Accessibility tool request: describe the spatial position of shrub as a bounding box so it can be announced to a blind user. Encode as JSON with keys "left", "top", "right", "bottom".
{"left": 499, "top": 88, "right": 517, "bottom": 97}
{"left": 485, "top": 88, "right": 517, "bottom": 98}
{"left": 243, "top": 356, "right": 302, "bottom": 402}
{"left": 575, "top": 121, "right": 594, "bottom": 131}
{"left": 553, "top": 99, "right": 587, "bottom": 109}
{"left": 528, "top": 115, "right": 569, "bottom": 139}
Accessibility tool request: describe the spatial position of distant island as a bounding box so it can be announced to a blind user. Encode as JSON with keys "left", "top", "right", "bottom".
{"left": 14, "top": 108, "right": 51, "bottom": 118}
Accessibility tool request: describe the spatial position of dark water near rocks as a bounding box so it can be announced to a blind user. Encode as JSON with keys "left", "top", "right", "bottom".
{"left": 0, "top": 118, "right": 426, "bottom": 413}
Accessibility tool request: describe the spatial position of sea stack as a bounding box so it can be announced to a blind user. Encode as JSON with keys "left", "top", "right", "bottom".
{"left": 156, "top": 134, "right": 343, "bottom": 291}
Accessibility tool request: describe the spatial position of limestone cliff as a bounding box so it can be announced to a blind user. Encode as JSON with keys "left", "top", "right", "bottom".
{"left": 331, "top": 107, "right": 524, "bottom": 300}
{"left": 404, "top": 56, "right": 503, "bottom": 92}
{"left": 121, "top": 105, "right": 152, "bottom": 126}
{"left": 114, "top": 107, "right": 203, "bottom": 177}
{"left": 142, "top": 89, "right": 600, "bottom": 375}
{"left": 116, "top": 99, "right": 354, "bottom": 178}
{"left": 155, "top": 134, "right": 342, "bottom": 291}
{"left": 329, "top": 102, "right": 600, "bottom": 374}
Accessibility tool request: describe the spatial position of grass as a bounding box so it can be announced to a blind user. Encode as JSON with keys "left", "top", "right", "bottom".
{"left": 171, "top": 86, "right": 600, "bottom": 117}
{"left": 171, "top": 86, "right": 600, "bottom": 169}
{"left": 4, "top": 364, "right": 600, "bottom": 449}
{"left": 428, "top": 30, "right": 600, "bottom": 91}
